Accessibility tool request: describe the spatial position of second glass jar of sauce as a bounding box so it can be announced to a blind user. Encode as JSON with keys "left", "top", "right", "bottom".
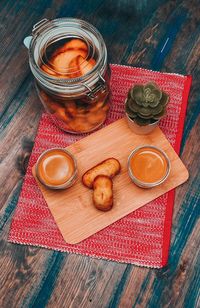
{"left": 25, "top": 18, "right": 111, "bottom": 133}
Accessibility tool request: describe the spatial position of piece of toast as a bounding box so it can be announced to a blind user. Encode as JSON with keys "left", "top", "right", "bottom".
{"left": 82, "top": 158, "right": 121, "bottom": 188}
{"left": 93, "top": 175, "right": 113, "bottom": 211}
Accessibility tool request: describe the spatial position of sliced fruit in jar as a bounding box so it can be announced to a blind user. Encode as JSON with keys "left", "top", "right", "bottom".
{"left": 47, "top": 102, "right": 63, "bottom": 113}
{"left": 52, "top": 39, "right": 88, "bottom": 56}
{"left": 78, "top": 56, "right": 96, "bottom": 75}
{"left": 68, "top": 56, "right": 96, "bottom": 77}
{"left": 54, "top": 107, "right": 69, "bottom": 122}
{"left": 64, "top": 38, "right": 88, "bottom": 51}
{"left": 89, "top": 101, "right": 104, "bottom": 113}
{"left": 102, "top": 104, "right": 109, "bottom": 112}
{"left": 65, "top": 38, "right": 88, "bottom": 51}
{"left": 41, "top": 38, "right": 96, "bottom": 78}
{"left": 68, "top": 56, "right": 82, "bottom": 78}
{"left": 41, "top": 65, "right": 57, "bottom": 76}
{"left": 87, "top": 110, "right": 106, "bottom": 125}
{"left": 51, "top": 50, "right": 87, "bottom": 74}
{"left": 65, "top": 101, "right": 78, "bottom": 117}
{"left": 67, "top": 117, "right": 95, "bottom": 132}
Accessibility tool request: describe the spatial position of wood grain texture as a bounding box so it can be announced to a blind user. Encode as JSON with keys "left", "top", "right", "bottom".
{"left": 33, "top": 119, "right": 188, "bottom": 244}
{"left": 0, "top": 0, "right": 199, "bottom": 307}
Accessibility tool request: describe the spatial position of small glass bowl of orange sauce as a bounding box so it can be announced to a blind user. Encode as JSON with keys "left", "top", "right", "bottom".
{"left": 128, "top": 145, "right": 170, "bottom": 188}
{"left": 35, "top": 148, "right": 77, "bottom": 189}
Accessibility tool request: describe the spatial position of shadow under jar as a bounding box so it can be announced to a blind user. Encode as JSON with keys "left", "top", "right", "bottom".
{"left": 25, "top": 18, "right": 111, "bottom": 133}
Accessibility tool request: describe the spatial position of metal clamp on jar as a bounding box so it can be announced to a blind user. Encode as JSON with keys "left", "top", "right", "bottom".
{"left": 24, "top": 18, "right": 111, "bottom": 133}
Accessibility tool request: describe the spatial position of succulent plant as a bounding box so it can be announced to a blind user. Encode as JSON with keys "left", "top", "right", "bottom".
{"left": 125, "top": 82, "right": 169, "bottom": 126}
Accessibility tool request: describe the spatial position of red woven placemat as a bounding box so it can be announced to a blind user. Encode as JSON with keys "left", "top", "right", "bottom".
{"left": 8, "top": 64, "right": 191, "bottom": 268}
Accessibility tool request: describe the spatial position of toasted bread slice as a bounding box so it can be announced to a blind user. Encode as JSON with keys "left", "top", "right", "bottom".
{"left": 93, "top": 175, "right": 113, "bottom": 211}
{"left": 82, "top": 158, "right": 121, "bottom": 188}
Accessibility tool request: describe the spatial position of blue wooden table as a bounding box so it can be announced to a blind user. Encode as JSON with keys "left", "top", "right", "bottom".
{"left": 0, "top": 1, "right": 199, "bottom": 307}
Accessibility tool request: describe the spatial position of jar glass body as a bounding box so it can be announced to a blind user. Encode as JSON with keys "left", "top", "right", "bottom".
{"left": 27, "top": 18, "right": 111, "bottom": 133}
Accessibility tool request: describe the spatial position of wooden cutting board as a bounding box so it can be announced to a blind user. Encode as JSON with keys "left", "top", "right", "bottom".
{"left": 32, "top": 118, "right": 189, "bottom": 244}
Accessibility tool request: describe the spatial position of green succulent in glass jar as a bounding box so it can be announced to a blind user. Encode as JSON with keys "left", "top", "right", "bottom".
{"left": 125, "top": 82, "right": 169, "bottom": 126}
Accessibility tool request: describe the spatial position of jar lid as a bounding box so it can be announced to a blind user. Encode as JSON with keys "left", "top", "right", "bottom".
{"left": 26, "top": 18, "right": 108, "bottom": 97}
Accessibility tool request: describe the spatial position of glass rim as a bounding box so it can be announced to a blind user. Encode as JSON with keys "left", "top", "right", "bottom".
{"left": 127, "top": 145, "right": 171, "bottom": 188}
{"left": 35, "top": 147, "right": 78, "bottom": 189}
{"left": 28, "top": 18, "right": 107, "bottom": 94}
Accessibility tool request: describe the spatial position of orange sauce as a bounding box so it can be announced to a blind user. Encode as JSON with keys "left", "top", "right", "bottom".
{"left": 130, "top": 147, "right": 168, "bottom": 183}
{"left": 37, "top": 149, "right": 75, "bottom": 186}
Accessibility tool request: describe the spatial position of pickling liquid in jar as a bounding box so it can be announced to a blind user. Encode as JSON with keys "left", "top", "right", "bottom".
{"left": 25, "top": 18, "right": 111, "bottom": 133}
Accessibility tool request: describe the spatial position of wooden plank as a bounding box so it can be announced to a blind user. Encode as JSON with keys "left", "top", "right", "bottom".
{"left": 46, "top": 255, "right": 127, "bottom": 308}
{"left": 0, "top": 81, "right": 42, "bottom": 211}
{"left": 0, "top": 183, "right": 66, "bottom": 308}
{"left": 0, "top": 0, "right": 61, "bottom": 209}
{"left": 0, "top": 0, "right": 52, "bottom": 116}
{"left": 33, "top": 119, "right": 188, "bottom": 244}
{"left": 145, "top": 119, "right": 200, "bottom": 308}
{"left": 0, "top": 0, "right": 199, "bottom": 307}
{"left": 117, "top": 117, "right": 200, "bottom": 308}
